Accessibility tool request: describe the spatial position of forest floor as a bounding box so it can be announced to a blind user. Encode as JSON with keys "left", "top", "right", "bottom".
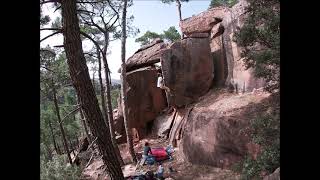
{"left": 81, "top": 88, "right": 270, "bottom": 180}
{"left": 82, "top": 136, "right": 240, "bottom": 180}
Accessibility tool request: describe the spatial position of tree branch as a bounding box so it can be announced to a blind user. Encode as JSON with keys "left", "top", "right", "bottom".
{"left": 40, "top": 31, "right": 61, "bottom": 42}
{"left": 40, "top": 0, "right": 60, "bottom": 5}
{"left": 40, "top": 65, "right": 56, "bottom": 73}
{"left": 76, "top": 1, "right": 101, "bottom": 4}
{"left": 59, "top": 105, "right": 81, "bottom": 125}
{"left": 77, "top": 9, "right": 96, "bottom": 15}
{"left": 54, "top": 5, "right": 61, "bottom": 12}
{"left": 53, "top": 45, "right": 64, "bottom": 48}
{"left": 84, "top": 52, "right": 98, "bottom": 59}
{"left": 89, "top": 15, "right": 105, "bottom": 33}
{"left": 40, "top": 28, "right": 62, "bottom": 31}
{"left": 105, "top": 0, "right": 119, "bottom": 31}
{"left": 80, "top": 31, "right": 110, "bottom": 72}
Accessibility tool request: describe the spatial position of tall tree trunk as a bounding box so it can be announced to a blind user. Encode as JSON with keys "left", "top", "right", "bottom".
{"left": 102, "top": 32, "right": 124, "bottom": 166}
{"left": 120, "top": 0, "right": 137, "bottom": 164}
{"left": 175, "top": 0, "right": 184, "bottom": 39}
{"left": 52, "top": 84, "right": 73, "bottom": 164}
{"left": 48, "top": 119, "right": 60, "bottom": 155}
{"left": 61, "top": 0, "right": 124, "bottom": 178}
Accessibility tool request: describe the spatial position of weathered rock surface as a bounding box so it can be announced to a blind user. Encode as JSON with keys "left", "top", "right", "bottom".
{"left": 161, "top": 37, "right": 214, "bottom": 107}
{"left": 179, "top": 7, "right": 227, "bottom": 36}
{"left": 126, "top": 66, "right": 167, "bottom": 138}
{"left": 180, "top": 0, "right": 265, "bottom": 91}
{"left": 186, "top": 32, "right": 209, "bottom": 38}
{"left": 180, "top": 89, "right": 271, "bottom": 168}
{"left": 152, "top": 110, "right": 176, "bottom": 138}
{"left": 123, "top": 39, "right": 168, "bottom": 72}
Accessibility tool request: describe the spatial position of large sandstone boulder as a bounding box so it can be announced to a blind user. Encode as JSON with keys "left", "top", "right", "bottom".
{"left": 180, "top": 0, "right": 265, "bottom": 91}
{"left": 126, "top": 66, "right": 167, "bottom": 138}
{"left": 161, "top": 37, "right": 214, "bottom": 107}
{"left": 152, "top": 110, "right": 176, "bottom": 138}
{"left": 180, "top": 89, "right": 271, "bottom": 168}
{"left": 122, "top": 38, "right": 168, "bottom": 72}
{"left": 179, "top": 7, "right": 228, "bottom": 36}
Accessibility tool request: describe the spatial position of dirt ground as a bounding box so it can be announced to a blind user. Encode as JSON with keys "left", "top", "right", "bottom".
{"left": 81, "top": 89, "right": 272, "bottom": 179}
{"left": 119, "top": 137, "right": 240, "bottom": 180}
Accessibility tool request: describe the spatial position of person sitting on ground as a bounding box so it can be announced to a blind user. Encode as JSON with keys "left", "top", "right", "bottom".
{"left": 140, "top": 141, "right": 153, "bottom": 165}
{"left": 155, "top": 162, "right": 165, "bottom": 180}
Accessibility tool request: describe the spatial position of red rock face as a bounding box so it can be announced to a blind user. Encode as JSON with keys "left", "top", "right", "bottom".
{"left": 160, "top": 38, "right": 214, "bottom": 107}
{"left": 126, "top": 66, "right": 167, "bottom": 138}
{"left": 179, "top": 7, "right": 227, "bottom": 36}
{"left": 124, "top": 40, "right": 168, "bottom": 72}
{"left": 180, "top": 0, "right": 265, "bottom": 92}
{"left": 179, "top": 90, "right": 270, "bottom": 168}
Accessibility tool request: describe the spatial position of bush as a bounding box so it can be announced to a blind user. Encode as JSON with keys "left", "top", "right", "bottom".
{"left": 234, "top": 0, "right": 280, "bottom": 93}
{"left": 235, "top": 104, "right": 279, "bottom": 180}
{"left": 40, "top": 154, "right": 81, "bottom": 180}
{"left": 111, "top": 88, "right": 120, "bottom": 110}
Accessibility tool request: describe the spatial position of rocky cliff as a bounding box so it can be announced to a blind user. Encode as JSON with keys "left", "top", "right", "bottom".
{"left": 113, "top": 0, "right": 272, "bottom": 171}
{"left": 180, "top": 0, "right": 265, "bottom": 91}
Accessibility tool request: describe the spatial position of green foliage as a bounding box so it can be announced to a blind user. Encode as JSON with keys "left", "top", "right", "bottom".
{"left": 135, "top": 26, "right": 181, "bottom": 46}
{"left": 135, "top": 31, "right": 162, "bottom": 46}
{"left": 160, "top": 0, "right": 189, "bottom": 4}
{"left": 40, "top": 155, "right": 81, "bottom": 180}
{"left": 41, "top": 48, "right": 82, "bottom": 164}
{"left": 51, "top": 17, "right": 62, "bottom": 29}
{"left": 40, "top": 8, "right": 51, "bottom": 26}
{"left": 234, "top": 0, "right": 280, "bottom": 92}
{"left": 209, "top": 0, "right": 238, "bottom": 8}
{"left": 235, "top": 96, "right": 280, "bottom": 180}
{"left": 111, "top": 88, "right": 120, "bottom": 110}
{"left": 162, "top": 26, "right": 181, "bottom": 42}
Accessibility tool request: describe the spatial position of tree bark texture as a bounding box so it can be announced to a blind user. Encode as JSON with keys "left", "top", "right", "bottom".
{"left": 61, "top": 0, "right": 124, "bottom": 178}
{"left": 102, "top": 32, "right": 124, "bottom": 166}
{"left": 175, "top": 0, "right": 184, "bottom": 38}
{"left": 120, "top": 0, "right": 137, "bottom": 164}
{"left": 97, "top": 48, "right": 109, "bottom": 124}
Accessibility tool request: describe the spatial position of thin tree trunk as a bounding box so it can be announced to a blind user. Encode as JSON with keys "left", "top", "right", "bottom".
{"left": 120, "top": 0, "right": 137, "bottom": 164}
{"left": 48, "top": 119, "right": 61, "bottom": 155}
{"left": 44, "top": 143, "right": 53, "bottom": 160}
{"left": 102, "top": 32, "right": 124, "bottom": 166}
{"left": 92, "top": 70, "right": 95, "bottom": 90}
{"left": 76, "top": 137, "right": 80, "bottom": 149}
{"left": 175, "top": 0, "right": 184, "bottom": 39}
{"left": 97, "top": 48, "right": 108, "bottom": 125}
{"left": 61, "top": 0, "right": 124, "bottom": 178}
{"left": 52, "top": 84, "right": 73, "bottom": 165}
{"left": 69, "top": 139, "right": 76, "bottom": 157}
{"left": 78, "top": 97, "right": 92, "bottom": 144}
{"left": 57, "top": 142, "right": 62, "bottom": 154}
